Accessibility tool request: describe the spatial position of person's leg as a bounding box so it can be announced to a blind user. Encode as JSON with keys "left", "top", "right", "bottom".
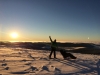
{"left": 49, "top": 47, "right": 53, "bottom": 58}
{"left": 68, "top": 53, "right": 76, "bottom": 59}
{"left": 54, "top": 48, "right": 56, "bottom": 58}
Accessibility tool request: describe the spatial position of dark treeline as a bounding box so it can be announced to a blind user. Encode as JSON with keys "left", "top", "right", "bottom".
{"left": 57, "top": 42, "right": 94, "bottom": 48}
{"left": 0, "top": 41, "right": 100, "bottom": 55}
{"left": 0, "top": 41, "right": 94, "bottom": 48}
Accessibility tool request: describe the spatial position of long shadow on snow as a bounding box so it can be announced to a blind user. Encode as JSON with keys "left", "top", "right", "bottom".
{"left": 54, "top": 58, "right": 97, "bottom": 75}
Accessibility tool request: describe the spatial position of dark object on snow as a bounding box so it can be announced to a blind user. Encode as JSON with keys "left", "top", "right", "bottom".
{"left": 5, "top": 67, "right": 9, "bottom": 70}
{"left": 60, "top": 49, "right": 76, "bottom": 59}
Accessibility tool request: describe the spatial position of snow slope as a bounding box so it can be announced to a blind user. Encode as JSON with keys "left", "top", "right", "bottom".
{"left": 0, "top": 47, "right": 100, "bottom": 75}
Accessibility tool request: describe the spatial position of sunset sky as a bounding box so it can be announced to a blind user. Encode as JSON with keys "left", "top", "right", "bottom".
{"left": 0, "top": 0, "right": 100, "bottom": 43}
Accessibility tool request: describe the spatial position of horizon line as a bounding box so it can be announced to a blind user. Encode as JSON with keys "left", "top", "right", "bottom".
{"left": 0, "top": 40, "right": 100, "bottom": 44}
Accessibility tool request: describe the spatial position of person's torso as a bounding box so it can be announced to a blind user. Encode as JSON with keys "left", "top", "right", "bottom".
{"left": 51, "top": 42, "right": 57, "bottom": 48}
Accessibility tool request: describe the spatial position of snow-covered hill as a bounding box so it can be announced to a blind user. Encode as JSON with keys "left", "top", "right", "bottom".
{"left": 0, "top": 47, "right": 100, "bottom": 75}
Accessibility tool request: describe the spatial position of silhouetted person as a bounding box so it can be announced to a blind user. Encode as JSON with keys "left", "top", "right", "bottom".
{"left": 49, "top": 36, "right": 57, "bottom": 59}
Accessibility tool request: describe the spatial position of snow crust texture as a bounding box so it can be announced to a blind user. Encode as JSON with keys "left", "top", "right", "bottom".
{"left": 0, "top": 47, "right": 100, "bottom": 75}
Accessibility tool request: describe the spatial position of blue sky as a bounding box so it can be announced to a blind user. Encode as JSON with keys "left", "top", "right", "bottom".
{"left": 0, "top": 0, "right": 100, "bottom": 42}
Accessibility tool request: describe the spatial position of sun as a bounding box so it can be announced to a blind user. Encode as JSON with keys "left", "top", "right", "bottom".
{"left": 88, "top": 37, "right": 89, "bottom": 39}
{"left": 10, "top": 32, "right": 18, "bottom": 38}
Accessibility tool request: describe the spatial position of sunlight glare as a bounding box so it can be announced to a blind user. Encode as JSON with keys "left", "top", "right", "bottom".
{"left": 88, "top": 37, "right": 89, "bottom": 39}
{"left": 10, "top": 32, "right": 18, "bottom": 38}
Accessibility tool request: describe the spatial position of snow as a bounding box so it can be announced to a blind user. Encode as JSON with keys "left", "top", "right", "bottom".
{"left": 0, "top": 47, "right": 100, "bottom": 75}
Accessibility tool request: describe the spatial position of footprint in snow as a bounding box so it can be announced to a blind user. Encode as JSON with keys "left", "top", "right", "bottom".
{"left": 42, "top": 65, "right": 55, "bottom": 72}
{"left": 2, "top": 63, "right": 7, "bottom": 66}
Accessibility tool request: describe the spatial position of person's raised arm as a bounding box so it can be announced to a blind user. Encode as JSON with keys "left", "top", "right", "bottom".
{"left": 49, "top": 36, "right": 53, "bottom": 43}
